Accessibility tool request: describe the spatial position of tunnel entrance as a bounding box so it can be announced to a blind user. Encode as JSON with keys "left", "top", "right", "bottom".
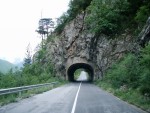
{"left": 67, "top": 63, "right": 94, "bottom": 82}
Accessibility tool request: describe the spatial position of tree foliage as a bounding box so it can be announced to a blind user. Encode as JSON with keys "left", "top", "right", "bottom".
{"left": 68, "top": 0, "right": 92, "bottom": 20}
{"left": 36, "top": 18, "right": 54, "bottom": 36}
{"left": 105, "top": 54, "right": 140, "bottom": 88}
{"left": 135, "top": 5, "right": 150, "bottom": 26}
{"left": 0, "top": 43, "right": 57, "bottom": 89}
{"left": 0, "top": 59, "right": 56, "bottom": 89}
{"left": 23, "top": 44, "right": 32, "bottom": 66}
{"left": 55, "top": 0, "right": 92, "bottom": 34}
{"left": 139, "top": 43, "right": 150, "bottom": 95}
{"left": 85, "top": 0, "right": 130, "bottom": 36}
{"left": 55, "top": 13, "right": 69, "bottom": 34}
{"left": 104, "top": 43, "right": 150, "bottom": 97}
{"left": 54, "top": 0, "right": 150, "bottom": 36}
{"left": 125, "top": 0, "right": 150, "bottom": 30}
{"left": 54, "top": 0, "right": 148, "bottom": 36}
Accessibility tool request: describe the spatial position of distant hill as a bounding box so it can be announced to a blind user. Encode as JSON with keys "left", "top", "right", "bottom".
{"left": 0, "top": 59, "right": 16, "bottom": 74}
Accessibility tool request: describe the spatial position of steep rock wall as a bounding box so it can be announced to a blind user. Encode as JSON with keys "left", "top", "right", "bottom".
{"left": 139, "top": 17, "right": 150, "bottom": 47}
{"left": 45, "top": 12, "right": 139, "bottom": 80}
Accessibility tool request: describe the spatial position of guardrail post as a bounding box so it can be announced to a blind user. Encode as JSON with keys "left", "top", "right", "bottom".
{"left": 19, "top": 91, "right": 22, "bottom": 97}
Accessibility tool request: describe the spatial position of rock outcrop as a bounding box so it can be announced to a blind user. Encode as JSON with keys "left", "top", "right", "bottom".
{"left": 139, "top": 17, "right": 150, "bottom": 47}
{"left": 45, "top": 12, "right": 140, "bottom": 80}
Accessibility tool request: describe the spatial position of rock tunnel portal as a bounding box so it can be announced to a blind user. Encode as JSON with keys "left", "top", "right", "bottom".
{"left": 67, "top": 63, "right": 94, "bottom": 82}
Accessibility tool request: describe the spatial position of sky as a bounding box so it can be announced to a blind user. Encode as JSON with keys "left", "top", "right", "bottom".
{"left": 0, "top": 0, "right": 70, "bottom": 64}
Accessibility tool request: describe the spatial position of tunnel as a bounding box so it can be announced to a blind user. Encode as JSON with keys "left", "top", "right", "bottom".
{"left": 67, "top": 63, "right": 94, "bottom": 82}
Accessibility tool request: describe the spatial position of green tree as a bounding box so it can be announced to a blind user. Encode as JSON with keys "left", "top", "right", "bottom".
{"left": 23, "top": 43, "right": 32, "bottom": 66}
{"left": 85, "top": 0, "right": 129, "bottom": 36}
{"left": 68, "top": 0, "right": 92, "bottom": 19}
{"left": 105, "top": 54, "right": 140, "bottom": 88}
{"left": 55, "top": 0, "right": 92, "bottom": 34}
{"left": 139, "top": 44, "right": 150, "bottom": 96}
{"left": 135, "top": 5, "right": 150, "bottom": 26}
{"left": 36, "top": 18, "right": 55, "bottom": 48}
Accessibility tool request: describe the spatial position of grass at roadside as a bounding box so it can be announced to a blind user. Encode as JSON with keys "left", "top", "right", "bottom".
{"left": 95, "top": 80, "right": 150, "bottom": 112}
{"left": 0, "top": 81, "right": 67, "bottom": 106}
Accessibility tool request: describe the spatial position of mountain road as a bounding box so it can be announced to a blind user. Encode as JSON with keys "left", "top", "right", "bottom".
{"left": 0, "top": 72, "right": 147, "bottom": 113}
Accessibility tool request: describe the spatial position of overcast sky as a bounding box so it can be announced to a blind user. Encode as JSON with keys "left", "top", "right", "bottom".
{"left": 0, "top": 0, "right": 70, "bottom": 64}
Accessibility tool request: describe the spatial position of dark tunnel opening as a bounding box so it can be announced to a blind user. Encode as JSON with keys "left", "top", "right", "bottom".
{"left": 67, "top": 63, "right": 94, "bottom": 82}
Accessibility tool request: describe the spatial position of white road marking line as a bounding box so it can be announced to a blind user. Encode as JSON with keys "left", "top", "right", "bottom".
{"left": 71, "top": 82, "right": 82, "bottom": 113}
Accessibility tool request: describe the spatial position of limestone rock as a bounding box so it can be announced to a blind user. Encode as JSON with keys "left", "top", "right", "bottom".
{"left": 139, "top": 17, "right": 150, "bottom": 47}
{"left": 45, "top": 12, "right": 140, "bottom": 80}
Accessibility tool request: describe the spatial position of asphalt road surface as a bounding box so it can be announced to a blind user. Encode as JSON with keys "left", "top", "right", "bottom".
{"left": 0, "top": 72, "right": 147, "bottom": 113}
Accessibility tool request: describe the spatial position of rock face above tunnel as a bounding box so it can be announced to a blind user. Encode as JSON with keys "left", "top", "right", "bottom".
{"left": 45, "top": 12, "right": 139, "bottom": 80}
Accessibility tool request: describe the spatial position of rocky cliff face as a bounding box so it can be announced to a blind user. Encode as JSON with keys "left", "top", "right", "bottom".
{"left": 139, "top": 17, "right": 150, "bottom": 47}
{"left": 45, "top": 12, "right": 140, "bottom": 80}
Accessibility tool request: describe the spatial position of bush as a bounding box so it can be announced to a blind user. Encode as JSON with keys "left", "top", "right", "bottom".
{"left": 104, "top": 43, "right": 150, "bottom": 97}
{"left": 85, "top": 0, "right": 129, "bottom": 36}
{"left": 55, "top": 0, "right": 92, "bottom": 34}
{"left": 105, "top": 54, "right": 140, "bottom": 88}
{"left": 135, "top": 5, "right": 150, "bottom": 26}
{"left": 55, "top": 13, "right": 69, "bottom": 34}
{"left": 139, "top": 44, "right": 150, "bottom": 96}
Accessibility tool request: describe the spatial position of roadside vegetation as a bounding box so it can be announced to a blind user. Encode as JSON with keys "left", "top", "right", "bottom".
{"left": 95, "top": 43, "right": 150, "bottom": 112}
{"left": 0, "top": 41, "right": 65, "bottom": 106}
{"left": 0, "top": 46, "right": 58, "bottom": 89}
{"left": 0, "top": 84, "right": 59, "bottom": 106}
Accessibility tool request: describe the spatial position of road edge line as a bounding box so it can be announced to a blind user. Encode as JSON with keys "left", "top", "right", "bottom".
{"left": 71, "top": 82, "right": 82, "bottom": 113}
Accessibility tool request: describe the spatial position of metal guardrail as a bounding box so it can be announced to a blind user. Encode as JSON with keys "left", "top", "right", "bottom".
{"left": 0, "top": 82, "right": 58, "bottom": 96}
